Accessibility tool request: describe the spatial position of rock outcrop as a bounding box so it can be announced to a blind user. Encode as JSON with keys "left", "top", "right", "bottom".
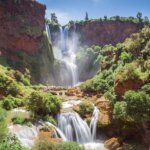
{"left": 0, "top": 0, "right": 45, "bottom": 53}
{"left": 0, "top": 0, "right": 55, "bottom": 85}
{"left": 76, "top": 20, "right": 143, "bottom": 46}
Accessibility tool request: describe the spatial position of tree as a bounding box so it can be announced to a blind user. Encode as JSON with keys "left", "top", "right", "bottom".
{"left": 124, "top": 90, "right": 150, "bottom": 121}
{"left": 27, "top": 91, "right": 62, "bottom": 117}
{"left": 144, "top": 16, "right": 149, "bottom": 25}
{"left": 85, "top": 12, "right": 89, "bottom": 21}
{"left": 136, "top": 12, "right": 143, "bottom": 22}
{"left": 104, "top": 16, "right": 107, "bottom": 21}
{"left": 51, "top": 13, "right": 59, "bottom": 25}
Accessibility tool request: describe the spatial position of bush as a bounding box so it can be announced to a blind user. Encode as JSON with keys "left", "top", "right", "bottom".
{"left": 92, "top": 77, "right": 109, "bottom": 93}
{"left": 113, "top": 101, "right": 127, "bottom": 120}
{"left": 2, "top": 96, "right": 15, "bottom": 110}
{"left": 2, "top": 95, "right": 25, "bottom": 110}
{"left": 0, "top": 108, "right": 7, "bottom": 142}
{"left": 27, "top": 91, "right": 62, "bottom": 117}
{"left": 78, "top": 101, "right": 94, "bottom": 117}
{"left": 124, "top": 90, "right": 150, "bottom": 121}
{"left": 0, "top": 134, "right": 27, "bottom": 150}
{"left": 6, "top": 82, "right": 21, "bottom": 96}
{"left": 104, "top": 90, "right": 116, "bottom": 104}
{"left": 141, "top": 83, "right": 150, "bottom": 94}
{"left": 80, "top": 80, "right": 94, "bottom": 93}
{"left": 32, "top": 140, "right": 56, "bottom": 150}
{"left": 43, "top": 116, "right": 57, "bottom": 126}
{"left": 12, "top": 117, "right": 25, "bottom": 125}
{"left": 56, "top": 142, "right": 84, "bottom": 150}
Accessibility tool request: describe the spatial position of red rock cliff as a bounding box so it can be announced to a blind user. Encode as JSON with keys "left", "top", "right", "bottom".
{"left": 76, "top": 21, "right": 143, "bottom": 46}
{"left": 0, "top": 0, "right": 46, "bottom": 53}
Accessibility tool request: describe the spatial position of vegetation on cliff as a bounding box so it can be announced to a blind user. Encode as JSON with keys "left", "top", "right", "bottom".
{"left": 80, "top": 27, "right": 150, "bottom": 144}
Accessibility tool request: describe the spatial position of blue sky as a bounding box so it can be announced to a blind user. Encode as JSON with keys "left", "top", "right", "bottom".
{"left": 38, "top": 0, "right": 150, "bottom": 25}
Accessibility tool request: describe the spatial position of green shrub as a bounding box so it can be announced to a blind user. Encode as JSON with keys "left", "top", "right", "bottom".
{"left": 92, "top": 77, "right": 109, "bottom": 93}
{"left": 80, "top": 80, "right": 94, "bottom": 93}
{"left": 12, "top": 117, "right": 25, "bottom": 125}
{"left": 6, "top": 82, "right": 21, "bottom": 96}
{"left": 43, "top": 116, "right": 57, "bottom": 126}
{"left": 124, "top": 90, "right": 150, "bottom": 121}
{"left": 2, "top": 95, "right": 25, "bottom": 110}
{"left": 2, "top": 96, "right": 15, "bottom": 110}
{"left": 113, "top": 101, "right": 127, "bottom": 120}
{"left": 141, "top": 83, "right": 150, "bottom": 94}
{"left": 27, "top": 91, "right": 62, "bottom": 117}
{"left": 78, "top": 101, "right": 94, "bottom": 118}
{"left": 32, "top": 140, "right": 56, "bottom": 150}
{"left": 104, "top": 90, "right": 116, "bottom": 104}
{"left": 0, "top": 108, "right": 7, "bottom": 142}
{"left": 0, "top": 108, "right": 6, "bottom": 122}
{"left": 0, "top": 134, "right": 27, "bottom": 150}
{"left": 26, "top": 121, "right": 32, "bottom": 127}
{"left": 56, "top": 142, "right": 84, "bottom": 150}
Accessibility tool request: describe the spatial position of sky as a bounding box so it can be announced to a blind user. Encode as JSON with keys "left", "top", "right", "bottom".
{"left": 38, "top": 0, "right": 150, "bottom": 25}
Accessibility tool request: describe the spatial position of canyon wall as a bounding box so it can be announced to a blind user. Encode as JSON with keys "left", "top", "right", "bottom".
{"left": 0, "top": 0, "right": 56, "bottom": 85}
{"left": 76, "top": 20, "right": 143, "bottom": 46}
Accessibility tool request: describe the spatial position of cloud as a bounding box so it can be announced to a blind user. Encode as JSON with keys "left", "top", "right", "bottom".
{"left": 46, "top": 9, "right": 72, "bottom": 25}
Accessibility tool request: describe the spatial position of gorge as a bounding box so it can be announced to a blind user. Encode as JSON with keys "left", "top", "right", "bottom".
{"left": 0, "top": 0, "right": 150, "bottom": 150}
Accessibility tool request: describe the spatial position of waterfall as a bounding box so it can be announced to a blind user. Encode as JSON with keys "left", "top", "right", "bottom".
{"left": 57, "top": 107, "right": 99, "bottom": 143}
{"left": 45, "top": 122, "right": 67, "bottom": 141}
{"left": 90, "top": 107, "right": 100, "bottom": 140}
{"left": 52, "top": 25, "right": 79, "bottom": 86}
{"left": 45, "top": 24, "right": 51, "bottom": 41}
{"left": 57, "top": 112, "right": 92, "bottom": 143}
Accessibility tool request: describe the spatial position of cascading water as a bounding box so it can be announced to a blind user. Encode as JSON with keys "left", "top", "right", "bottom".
{"left": 46, "top": 24, "right": 79, "bottom": 86}
{"left": 90, "top": 106, "right": 100, "bottom": 140}
{"left": 59, "top": 26, "right": 79, "bottom": 86}
{"left": 57, "top": 112, "right": 92, "bottom": 143}
{"left": 57, "top": 106, "right": 106, "bottom": 150}
{"left": 57, "top": 107, "right": 99, "bottom": 143}
{"left": 45, "top": 24, "right": 51, "bottom": 41}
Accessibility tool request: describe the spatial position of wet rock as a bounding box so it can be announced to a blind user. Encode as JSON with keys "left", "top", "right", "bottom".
{"left": 104, "top": 138, "right": 122, "bottom": 150}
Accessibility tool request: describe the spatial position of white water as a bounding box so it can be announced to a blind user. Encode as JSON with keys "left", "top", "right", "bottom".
{"left": 47, "top": 25, "right": 79, "bottom": 86}
{"left": 9, "top": 124, "right": 38, "bottom": 148}
{"left": 90, "top": 106, "right": 100, "bottom": 140}
{"left": 59, "top": 26, "right": 79, "bottom": 86}
{"left": 57, "top": 107, "right": 106, "bottom": 150}
{"left": 9, "top": 107, "right": 105, "bottom": 150}
{"left": 57, "top": 112, "right": 92, "bottom": 143}
{"left": 45, "top": 24, "right": 51, "bottom": 41}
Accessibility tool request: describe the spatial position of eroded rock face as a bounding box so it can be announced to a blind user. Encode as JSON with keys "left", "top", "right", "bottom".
{"left": 0, "top": 0, "right": 45, "bottom": 53}
{"left": 114, "top": 79, "right": 144, "bottom": 97}
{"left": 96, "top": 96, "right": 112, "bottom": 126}
{"left": 0, "top": 0, "right": 57, "bottom": 85}
{"left": 76, "top": 21, "right": 143, "bottom": 46}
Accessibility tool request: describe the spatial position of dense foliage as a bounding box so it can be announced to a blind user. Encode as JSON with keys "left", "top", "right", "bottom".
{"left": 32, "top": 141, "right": 84, "bottom": 150}
{"left": 80, "top": 27, "right": 150, "bottom": 127}
{"left": 27, "top": 91, "right": 62, "bottom": 117}
{"left": 76, "top": 12, "right": 150, "bottom": 26}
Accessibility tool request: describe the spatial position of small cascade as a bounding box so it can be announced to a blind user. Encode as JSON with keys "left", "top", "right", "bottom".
{"left": 9, "top": 125, "right": 39, "bottom": 148}
{"left": 57, "top": 112, "right": 92, "bottom": 143}
{"left": 90, "top": 107, "right": 100, "bottom": 140}
{"left": 45, "top": 122, "right": 67, "bottom": 141}
{"left": 45, "top": 24, "right": 51, "bottom": 41}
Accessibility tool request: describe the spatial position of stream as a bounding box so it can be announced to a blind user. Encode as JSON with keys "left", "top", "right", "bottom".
{"left": 9, "top": 100, "right": 106, "bottom": 150}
